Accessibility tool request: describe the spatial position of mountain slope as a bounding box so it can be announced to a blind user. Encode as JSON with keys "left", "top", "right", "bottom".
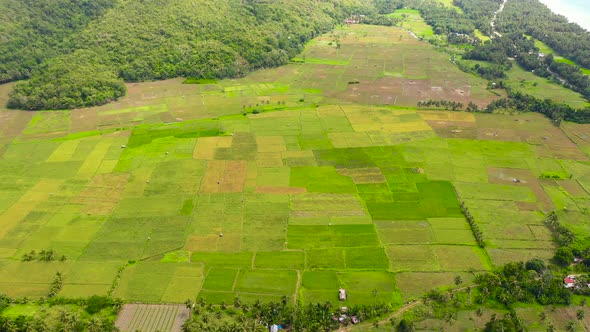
{"left": 0, "top": 0, "right": 118, "bottom": 83}
{"left": 6, "top": 0, "right": 375, "bottom": 110}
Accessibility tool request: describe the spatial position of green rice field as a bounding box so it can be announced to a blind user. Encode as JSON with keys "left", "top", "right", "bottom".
{"left": 0, "top": 24, "right": 588, "bottom": 308}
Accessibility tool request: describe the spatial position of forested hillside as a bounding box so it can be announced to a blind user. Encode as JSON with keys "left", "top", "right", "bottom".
{"left": 496, "top": 0, "right": 590, "bottom": 68}
{"left": 4, "top": 0, "right": 376, "bottom": 110}
{"left": 457, "top": 0, "right": 590, "bottom": 101}
{"left": 0, "top": 0, "right": 117, "bottom": 83}
{"left": 453, "top": 0, "right": 502, "bottom": 36}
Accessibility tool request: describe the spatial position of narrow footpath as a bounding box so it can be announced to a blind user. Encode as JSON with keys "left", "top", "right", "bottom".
{"left": 491, "top": 0, "right": 508, "bottom": 38}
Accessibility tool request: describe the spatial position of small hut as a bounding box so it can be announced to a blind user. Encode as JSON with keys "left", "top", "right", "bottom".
{"left": 338, "top": 288, "right": 347, "bottom": 301}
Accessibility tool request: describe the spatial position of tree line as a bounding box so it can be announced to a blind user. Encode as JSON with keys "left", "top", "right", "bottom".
{"left": 485, "top": 88, "right": 590, "bottom": 124}
{"left": 0, "top": 295, "right": 120, "bottom": 332}
{"left": 460, "top": 202, "right": 486, "bottom": 248}
{"left": 182, "top": 297, "right": 391, "bottom": 332}
{"left": 463, "top": 33, "right": 590, "bottom": 101}
{"left": 496, "top": 0, "right": 590, "bottom": 69}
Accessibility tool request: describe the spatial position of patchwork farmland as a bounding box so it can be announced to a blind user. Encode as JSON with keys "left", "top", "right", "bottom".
{"left": 0, "top": 24, "right": 588, "bottom": 321}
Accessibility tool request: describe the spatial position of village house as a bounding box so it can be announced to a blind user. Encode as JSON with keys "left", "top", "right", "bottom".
{"left": 339, "top": 288, "right": 347, "bottom": 301}
{"left": 563, "top": 274, "right": 590, "bottom": 289}
{"left": 564, "top": 275, "right": 576, "bottom": 288}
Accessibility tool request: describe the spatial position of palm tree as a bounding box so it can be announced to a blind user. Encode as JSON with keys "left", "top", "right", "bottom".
{"left": 539, "top": 311, "right": 547, "bottom": 321}
{"left": 372, "top": 289, "right": 379, "bottom": 304}
{"left": 397, "top": 318, "right": 415, "bottom": 332}
{"left": 182, "top": 320, "right": 199, "bottom": 332}
{"left": 576, "top": 309, "right": 584, "bottom": 320}
{"left": 567, "top": 321, "right": 575, "bottom": 332}
{"left": 389, "top": 317, "right": 397, "bottom": 327}
{"left": 476, "top": 307, "right": 484, "bottom": 317}
{"left": 87, "top": 316, "right": 103, "bottom": 332}
{"left": 22, "top": 318, "right": 37, "bottom": 332}
{"left": 3, "top": 320, "right": 18, "bottom": 332}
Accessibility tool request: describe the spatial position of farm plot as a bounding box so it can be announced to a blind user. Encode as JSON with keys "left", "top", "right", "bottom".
{"left": 0, "top": 22, "right": 589, "bottom": 310}
{"left": 198, "top": 268, "right": 298, "bottom": 304}
{"left": 115, "top": 304, "right": 190, "bottom": 332}
{"left": 114, "top": 262, "right": 204, "bottom": 303}
{"left": 300, "top": 270, "right": 402, "bottom": 306}
{"left": 0, "top": 104, "right": 585, "bottom": 306}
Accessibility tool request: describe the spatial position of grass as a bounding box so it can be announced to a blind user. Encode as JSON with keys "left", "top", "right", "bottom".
{"left": 254, "top": 251, "right": 305, "bottom": 270}
{"left": 474, "top": 29, "right": 490, "bottom": 42}
{"left": 301, "top": 271, "right": 402, "bottom": 306}
{"left": 505, "top": 64, "right": 590, "bottom": 109}
{"left": 235, "top": 269, "right": 297, "bottom": 295}
{"left": 202, "top": 268, "right": 238, "bottom": 291}
{"left": 533, "top": 38, "right": 590, "bottom": 74}
{"left": 388, "top": 9, "right": 435, "bottom": 39}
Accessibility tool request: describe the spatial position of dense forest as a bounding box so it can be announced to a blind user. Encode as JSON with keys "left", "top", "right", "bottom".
{"left": 453, "top": 0, "right": 502, "bottom": 36}
{"left": 455, "top": 0, "right": 590, "bottom": 101}
{"left": 496, "top": 0, "right": 590, "bottom": 68}
{"left": 0, "top": 0, "right": 117, "bottom": 84}
{"left": 3, "top": 0, "right": 377, "bottom": 110}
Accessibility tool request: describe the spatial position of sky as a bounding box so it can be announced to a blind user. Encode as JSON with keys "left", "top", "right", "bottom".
{"left": 537, "top": 0, "right": 590, "bottom": 31}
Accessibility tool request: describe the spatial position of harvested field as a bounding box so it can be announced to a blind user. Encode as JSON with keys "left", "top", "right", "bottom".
{"left": 115, "top": 304, "right": 190, "bottom": 332}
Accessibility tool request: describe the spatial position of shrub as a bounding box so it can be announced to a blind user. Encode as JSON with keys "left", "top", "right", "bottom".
{"left": 85, "top": 295, "right": 113, "bottom": 314}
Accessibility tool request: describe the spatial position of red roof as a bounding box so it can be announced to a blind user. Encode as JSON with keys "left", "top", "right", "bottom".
{"left": 564, "top": 277, "right": 575, "bottom": 284}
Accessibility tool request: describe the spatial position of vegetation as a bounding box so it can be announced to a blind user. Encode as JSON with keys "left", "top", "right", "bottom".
{"left": 377, "top": 0, "right": 476, "bottom": 39}
{"left": 0, "top": 0, "right": 118, "bottom": 83}
{"left": 453, "top": 0, "right": 502, "bottom": 36}
{"left": 182, "top": 298, "right": 391, "bottom": 331}
{"left": 3, "top": 0, "right": 381, "bottom": 109}
{"left": 460, "top": 202, "right": 486, "bottom": 248}
{"left": 1, "top": 4, "right": 590, "bottom": 329}
{"left": 464, "top": 33, "right": 590, "bottom": 101}
{"left": 475, "top": 261, "right": 572, "bottom": 305}
{"left": 22, "top": 249, "right": 66, "bottom": 262}
{"left": 47, "top": 273, "right": 63, "bottom": 299}
{"left": 496, "top": 0, "right": 590, "bottom": 68}
{"left": 7, "top": 50, "right": 126, "bottom": 110}
{"left": 484, "top": 88, "right": 590, "bottom": 124}
{"left": 0, "top": 295, "right": 120, "bottom": 331}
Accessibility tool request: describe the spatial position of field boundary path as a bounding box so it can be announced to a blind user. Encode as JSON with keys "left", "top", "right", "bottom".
{"left": 491, "top": 0, "right": 508, "bottom": 37}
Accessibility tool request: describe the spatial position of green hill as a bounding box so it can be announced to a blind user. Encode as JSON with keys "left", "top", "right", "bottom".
{"left": 0, "top": 0, "right": 118, "bottom": 83}
{"left": 4, "top": 0, "right": 375, "bottom": 110}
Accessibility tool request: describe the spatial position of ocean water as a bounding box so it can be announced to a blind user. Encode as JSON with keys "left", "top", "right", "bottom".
{"left": 537, "top": 0, "right": 590, "bottom": 30}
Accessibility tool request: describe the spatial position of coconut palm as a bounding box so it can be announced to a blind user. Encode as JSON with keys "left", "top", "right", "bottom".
{"left": 86, "top": 316, "right": 103, "bottom": 332}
